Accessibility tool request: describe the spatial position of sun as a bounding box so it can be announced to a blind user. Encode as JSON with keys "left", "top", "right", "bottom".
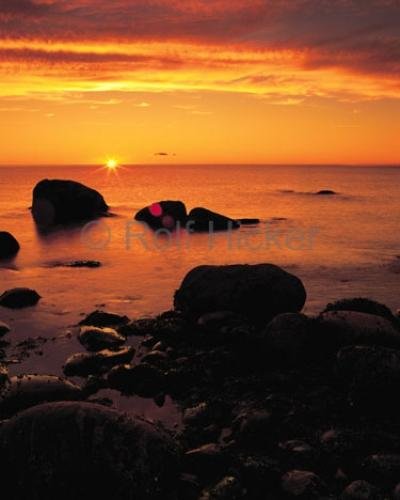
{"left": 106, "top": 158, "right": 118, "bottom": 171}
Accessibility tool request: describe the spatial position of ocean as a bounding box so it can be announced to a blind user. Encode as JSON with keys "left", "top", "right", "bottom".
{"left": 0, "top": 164, "right": 399, "bottom": 417}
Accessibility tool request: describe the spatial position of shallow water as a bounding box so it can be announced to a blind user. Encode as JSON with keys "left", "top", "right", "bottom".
{"left": 0, "top": 164, "right": 399, "bottom": 417}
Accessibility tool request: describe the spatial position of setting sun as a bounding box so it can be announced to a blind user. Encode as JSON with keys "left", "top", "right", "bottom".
{"left": 106, "top": 159, "right": 118, "bottom": 171}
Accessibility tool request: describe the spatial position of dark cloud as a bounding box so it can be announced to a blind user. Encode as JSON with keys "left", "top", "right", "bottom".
{"left": 0, "top": 0, "right": 399, "bottom": 77}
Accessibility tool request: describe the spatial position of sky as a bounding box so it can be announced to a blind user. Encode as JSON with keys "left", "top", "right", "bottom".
{"left": 0, "top": 0, "right": 399, "bottom": 165}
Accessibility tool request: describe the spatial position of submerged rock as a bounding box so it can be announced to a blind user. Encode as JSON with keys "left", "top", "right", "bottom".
{"left": 236, "top": 218, "right": 260, "bottom": 225}
{"left": 32, "top": 179, "right": 109, "bottom": 227}
{"left": 0, "top": 321, "right": 10, "bottom": 337}
{"left": 335, "top": 345, "right": 400, "bottom": 412}
{"left": 315, "top": 190, "right": 336, "bottom": 195}
{"left": 0, "top": 374, "right": 82, "bottom": 418}
{"left": 0, "top": 401, "right": 180, "bottom": 500}
{"left": 78, "top": 326, "right": 126, "bottom": 351}
{"left": 51, "top": 260, "right": 102, "bottom": 268}
{"left": 187, "top": 207, "right": 240, "bottom": 232}
{"left": 135, "top": 200, "right": 187, "bottom": 229}
{"left": 0, "top": 288, "right": 41, "bottom": 309}
{"left": 79, "top": 309, "right": 129, "bottom": 327}
{"left": 63, "top": 347, "right": 135, "bottom": 377}
{"left": 174, "top": 264, "right": 306, "bottom": 324}
{"left": 0, "top": 231, "right": 20, "bottom": 259}
{"left": 107, "top": 362, "right": 165, "bottom": 397}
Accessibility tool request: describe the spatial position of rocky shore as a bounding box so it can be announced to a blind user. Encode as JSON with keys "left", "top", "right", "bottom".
{"left": 1, "top": 263, "right": 400, "bottom": 499}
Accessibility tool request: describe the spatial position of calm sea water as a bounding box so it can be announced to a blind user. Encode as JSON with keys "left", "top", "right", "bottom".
{"left": 0, "top": 164, "right": 399, "bottom": 415}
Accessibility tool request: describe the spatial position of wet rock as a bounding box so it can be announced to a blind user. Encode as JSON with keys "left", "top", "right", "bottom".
{"left": 183, "top": 402, "right": 209, "bottom": 425}
{"left": 32, "top": 179, "right": 109, "bottom": 227}
{"left": 135, "top": 200, "right": 187, "bottom": 229}
{"left": 0, "top": 321, "right": 10, "bottom": 337}
{"left": 187, "top": 207, "right": 240, "bottom": 232}
{"left": 63, "top": 347, "right": 135, "bottom": 377}
{"left": 78, "top": 326, "right": 126, "bottom": 351}
{"left": 323, "top": 297, "right": 395, "bottom": 322}
{"left": 107, "top": 362, "right": 165, "bottom": 397}
{"left": 235, "top": 410, "right": 275, "bottom": 449}
{"left": 361, "top": 454, "right": 400, "bottom": 487}
{"left": 178, "top": 473, "right": 202, "bottom": 500}
{"left": 0, "top": 231, "right": 20, "bottom": 259}
{"left": 281, "top": 470, "right": 326, "bottom": 498}
{"left": 174, "top": 264, "right": 306, "bottom": 324}
{"left": 340, "top": 480, "right": 381, "bottom": 499}
{"left": 261, "top": 313, "right": 314, "bottom": 366}
{"left": 0, "top": 365, "right": 8, "bottom": 387}
{"left": 79, "top": 309, "right": 129, "bottom": 327}
{"left": 183, "top": 443, "right": 226, "bottom": 478}
{"left": 141, "top": 350, "right": 169, "bottom": 366}
{"left": 335, "top": 345, "right": 400, "bottom": 412}
{"left": 315, "top": 190, "right": 336, "bottom": 195}
{"left": 237, "top": 218, "right": 260, "bottom": 225}
{"left": 0, "top": 288, "right": 41, "bottom": 309}
{"left": 318, "top": 310, "right": 400, "bottom": 348}
{"left": 394, "top": 483, "right": 400, "bottom": 499}
{"left": 0, "top": 374, "right": 82, "bottom": 418}
{"left": 0, "top": 401, "right": 180, "bottom": 499}
{"left": 201, "top": 476, "right": 243, "bottom": 499}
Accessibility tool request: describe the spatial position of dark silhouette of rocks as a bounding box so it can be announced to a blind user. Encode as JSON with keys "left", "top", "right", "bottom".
{"left": 237, "top": 218, "right": 260, "bottom": 225}
{"left": 0, "top": 288, "right": 41, "bottom": 309}
{"left": 78, "top": 326, "right": 126, "bottom": 351}
{"left": 174, "top": 264, "right": 306, "bottom": 324}
{"left": 0, "top": 321, "right": 10, "bottom": 337}
{"left": 32, "top": 179, "right": 109, "bottom": 227}
{"left": 135, "top": 200, "right": 187, "bottom": 229}
{"left": 0, "top": 231, "right": 20, "bottom": 259}
{"left": 187, "top": 207, "right": 240, "bottom": 232}
{"left": 0, "top": 401, "right": 180, "bottom": 500}
{"left": 79, "top": 309, "right": 129, "bottom": 327}
{"left": 315, "top": 189, "right": 337, "bottom": 195}
{"left": 63, "top": 347, "right": 135, "bottom": 377}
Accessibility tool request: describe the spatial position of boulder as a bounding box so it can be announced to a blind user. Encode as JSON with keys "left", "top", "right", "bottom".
{"left": 0, "top": 374, "right": 82, "bottom": 418}
{"left": 174, "top": 264, "right": 306, "bottom": 324}
{"left": 323, "top": 297, "right": 395, "bottom": 322}
{"left": 361, "top": 454, "right": 400, "bottom": 487}
{"left": 187, "top": 207, "right": 240, "bottom": 232}
{"left": 0, "top": 288, "right": 41, "bottom": 309}
{"left": 79, "top": 309, "right": 129, "bottom": 327}
{"left": 340, "top": 480, "right": 381, "bottom": 499}
{"left": 281, "top": 470, "right": 326, "bottom": 498}
{"left": 63, "top": 347, "right": 135, "bottom": 377}
{"left": 237, "top": 218, "right": 260, "bottom": 225}
{"left": 0, "top": 401, "right": 180, "bottom": 500}
{"left": 261, "top": 313, "right": 314, "bottom": 366}
{"left": 78, "top": 326, "right": 126, "bottom": 351}
{"left": 0, "top": 320, "right": 10, "bottom": 337}
{"left": 335, "top": 345, "right": 400, "bottom": 412}
{"left": 32, "top": 179, "right": 109, "bottom": 227}
{"left": 318, "top": 310, "right": 400, "bottom": 349}
{"left": 0, "top": 231, "right": 20, "bottom": 259}
{"left": 107, "top": 362, "right": 165, "bottom": 397}
{"left": 135, "top": 200, "right": 187, "bottom": 230}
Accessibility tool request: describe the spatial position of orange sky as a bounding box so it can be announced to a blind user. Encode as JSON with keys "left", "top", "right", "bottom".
{"left": 0, "top": 0, "right": 399, "bottom": 165}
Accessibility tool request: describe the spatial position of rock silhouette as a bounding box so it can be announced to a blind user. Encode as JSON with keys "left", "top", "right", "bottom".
{"left": 135, "top": 200, "right": 187, "bottom": 229}
{"left": 0, "top": 288, "right": 41, "bottom": 309}
{"left": 0, "top": 231, "right": 20, "bottom": 259}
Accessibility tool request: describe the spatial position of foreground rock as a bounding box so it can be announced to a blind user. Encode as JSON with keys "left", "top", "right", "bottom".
{"left": 0, "top": 231, "right": 20, "bottom": 259}
{"left": 319, "top": 310, "right": 400, "bottom": 349}
{"left": 174, "top": 264, "right": 306, "bottom": 324}
{"left": 0, "top": 321, "right": 10, "bottom": 337}
{"left": 0, "top": 401, "right": 180, "bottom": 500}
{"left": 78, "top": 326, "right": 126, "bottom": 351}
{"left": 0, "top": 288, "right": 41, "bottom": 309}
{"left": 187, "top": 207, "right": 240, "bottom": 232}
{"left": 0, "top": 374, "right": 82, "bottom": 418}
{"left": 135, "top": 200, "right": 187, "bottom": 229}
{"left": 336, "top": 345, "right": 400, "bottom": 413}
{"left": 32, "top": 179, "right": 109, "bottom": 227}
{"left": 323, "top": 297, "right": 396, "bottom": 322}
{"left": 79, "top": 309, "right": 129, "bottom": 327}
{"left": 107, "top": 363, "right": 165, "bottom": 397}
{"left": 63, "top": 347, "right": 135, "bottom": 377}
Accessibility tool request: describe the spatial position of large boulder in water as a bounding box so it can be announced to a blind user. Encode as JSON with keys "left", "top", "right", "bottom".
{"left": 0, "top": 288, "right": 41, "bottom": 309}
{"left": 0, "top": 374, "right": 82, "bottom": 418}
{"left": 32, "top": 179, "right": 109, "bottom": 227}
{"left": 0, "top": 401, "right": 180, "bottom": 500}
{"left": 187, "top": 207, "right": 240, "bottom": 232}
{"left": 174, "top": 264, "right": 306, "bottom": 324}
{"left": 135, "top": 200, "right": 187, "bottom": 230}
{"left": 0, "top": 231, "right": 20, "bottom": 259}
